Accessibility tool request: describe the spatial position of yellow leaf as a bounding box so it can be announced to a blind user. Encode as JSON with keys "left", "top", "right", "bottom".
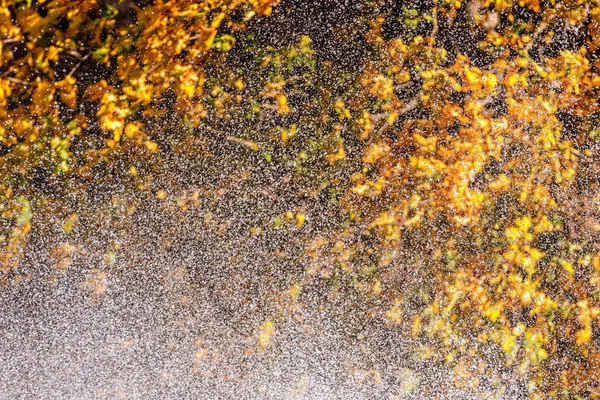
{"left": 515, "top": 217, "right": 532, "bottom": 233}
{"left": 281, "top": 124, "right": 297, "bottom": 143}
{"left": 234, "top": 78, "right": 244, "bottom": 90}
{"left": 412, "top": 316, "right": 421, "bottom": 337}
{"left": 372, "top": 279, "right": 382, "bottom": 295}
{"left": 327, "top": 145, "right": 346, "bottom": 164}
{"left": 363, "top": 142, "right": 390, "bottom": 164}
{"left": 505, "top": 227, "right": 521, "bottom": 241}
{"left": 63, "top": 214, "right": 78, "bottom": 233}
{"left": 145, "top": 140, "right": 159, "bottom": 153}
{"left": 502, "top": 333, "right": 516, "bottom": 354}
{"left": 289, "top": 283, "right": 301, "bottom": 299}
{"left": 560, "top": 259, "right": 574, "bottom": 275}
{"left": 368, "top": 212, "right": 397, "bottom": 229}
{"left": 258, "top": 320, "right": 275, "bottom": 348}
{"left": 295, "top": 213, "right": 305, "bottom": 228}
{"left": 125, "top": 123, "right": 140, "bottom": 139}
{"left": 386, "top": 299, "right": 403, "bottom": 324}
{"left": 576, "top": 327, "right": 592, "bottom": 345}
{"left": 277, "top": 93, "right": 290, "bottom": 115}
{"left": 489, "top": 174, "right": 510, "bottom": 191}
{"left": 413, "top": 133, "right": 437, "bottom": 152}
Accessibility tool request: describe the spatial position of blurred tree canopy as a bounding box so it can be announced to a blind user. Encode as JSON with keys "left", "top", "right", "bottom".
{"left": 2, "top": 0, "right": 600, "bottom": 397}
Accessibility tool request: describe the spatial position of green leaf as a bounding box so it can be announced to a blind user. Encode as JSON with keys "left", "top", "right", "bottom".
{"left": 15, "top": 196, "right": 32, "bottom": 226}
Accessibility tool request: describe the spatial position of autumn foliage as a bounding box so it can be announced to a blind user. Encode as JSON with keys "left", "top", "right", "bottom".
{"left": 2, "top": 0, "right": 600, "bottom": 397}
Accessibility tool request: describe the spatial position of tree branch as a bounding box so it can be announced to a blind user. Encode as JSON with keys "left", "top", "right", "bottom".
{"left": 67, "top": 53, "right": 90, "bottom": 78}
{"left": 6, "top": 77, "right": 32, "bottom": 86}
{"left": 524, "top": 21, "right": 548, "bottom": 54}
{"left": 431, "top": 7, "right": 439, "bottom": 38}
{"left": 375, "top": 96, "right": 420, "bottom": 136}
